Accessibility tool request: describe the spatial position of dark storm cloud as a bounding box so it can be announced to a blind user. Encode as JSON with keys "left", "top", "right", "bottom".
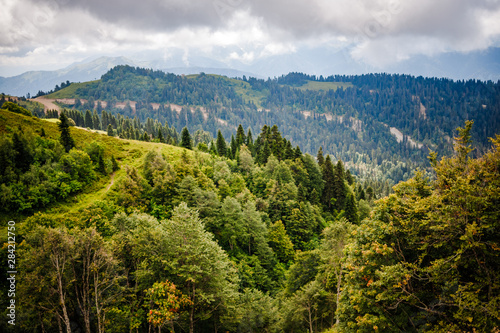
{"left": 29, "top": 0, "right": 500, "bottom": 42}
{"left": 33, "top": 0, "right": 231, "bottom": 30}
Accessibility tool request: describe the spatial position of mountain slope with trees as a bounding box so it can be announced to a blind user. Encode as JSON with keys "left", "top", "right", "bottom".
{"left": 1, "top": 97, "right": 499, "bottom": 332}
{"left": 39, "top": 66, "right": 500, "bottom": 186}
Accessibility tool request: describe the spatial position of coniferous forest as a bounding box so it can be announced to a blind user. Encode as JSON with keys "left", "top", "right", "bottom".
{"left": 0, "top": 68, "right": 499, "bottom": 332}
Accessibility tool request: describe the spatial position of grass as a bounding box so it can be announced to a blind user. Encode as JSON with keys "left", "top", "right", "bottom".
{"left": 186, "top": 74, "right": 266, "bottom": 108}
{"left": 294, "top": 80, "right": 353, "bottom": 91}
{"left": 0, "top": 109, "right": 196, "bottom": 226}
{"left": 45, "top": 81, "right": 99, "bottom": 99}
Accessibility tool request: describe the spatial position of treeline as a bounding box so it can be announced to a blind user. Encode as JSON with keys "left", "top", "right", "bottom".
{"left": 1, "top": 105, "right": 498, "bottom": 331}
{"left": 1, "top": 108, "right": 380, "bottom": 332}
{"left": 33, "top": 80, "right": 72, "bottom": 98}
{"left": 40, "top": 66, "right": 499, "bottom": 185}
{"left": 0, "top": 107, "right": 118, "bottom": 214}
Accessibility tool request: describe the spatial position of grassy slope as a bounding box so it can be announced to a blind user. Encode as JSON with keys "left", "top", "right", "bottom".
{"left": 295, "top": 80, "right": 353, "bottom": 91}
{"left": 187, "top": 73, "right": 267, "bottom": 108}
{"left": 45, "top": 81, "right": 98, "bottom": 99}
{"left": 43, "top": 74, "right": 353, "bottom": 112}
{"left": 0, "top": 109, "right": 191, "bottom": 225}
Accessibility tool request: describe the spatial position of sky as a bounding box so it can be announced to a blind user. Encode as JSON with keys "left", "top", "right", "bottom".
{"left": 1, "top": 0, "right": 500, "bottom": 77}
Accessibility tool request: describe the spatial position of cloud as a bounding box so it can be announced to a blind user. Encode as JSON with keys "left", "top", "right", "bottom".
{"left": 1, "top": 0, "right": 500, "bottom": 75}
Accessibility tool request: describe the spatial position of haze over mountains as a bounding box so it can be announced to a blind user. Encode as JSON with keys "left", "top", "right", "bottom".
{"left": 1, "top": 46, "right": 500, "bottom": 97}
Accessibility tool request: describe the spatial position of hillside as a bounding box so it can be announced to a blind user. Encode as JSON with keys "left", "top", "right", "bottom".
{"left": 36, "top": 66, "right": 500, "bottom": 186}
{"left": 1, "top": 103, "right": 499, "bottom": 333}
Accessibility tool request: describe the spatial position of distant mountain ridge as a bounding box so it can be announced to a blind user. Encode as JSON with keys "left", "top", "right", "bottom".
{"left": 2, "top": 47, "right": 500, "bottom": 97}
{"left": 0, "top": 56, "right": 261, "bottom": 97}
{"left": 0, "top": 56, "right": 135, "bottom": 97}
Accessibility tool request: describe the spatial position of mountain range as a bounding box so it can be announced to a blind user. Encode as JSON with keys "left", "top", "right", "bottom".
{"left": 1, "top": 46, "right": 500, "bottom": 97}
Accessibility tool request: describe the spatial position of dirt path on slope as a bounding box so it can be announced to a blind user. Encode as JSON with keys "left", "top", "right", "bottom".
{"left": 105, "top": 173, "right": 115, "bottom": 192}
{"left": 31, "top": 97, "right": 61, "bottom": 112}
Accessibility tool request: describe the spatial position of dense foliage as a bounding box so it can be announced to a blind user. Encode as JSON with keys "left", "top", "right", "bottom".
{"left": 1, "top": 69, "right": 498, "bottom": 332}
{"left": 43, "top": 66, "right": 500, "bottom": 185}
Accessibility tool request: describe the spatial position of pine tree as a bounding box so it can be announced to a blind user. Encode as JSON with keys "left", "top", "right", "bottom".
{"left": 230, "top": 135, "right": 237, "bottom": 159}
{"left": 84, "top": 109, "right": 93, "bottom": 129}
{"left": 284, "top": 140, "right": 294, "bottom": 160}
{"left": 269, "top": 125, "right": 283, "bottom": 160}
{"left": 59, "top": 112, "right": 75, "bottom": 152}
{"left": 317, "top": 147, "right": 325, "bottom": 167}
{"left": 180, "top": 127, "right": 192, "bottom": 150}
{"left": 111, "top": 155, "right": 119, "bottom": 172}
{"left": 92, "top": 110, "right": 101, "bottom": 130}
{"left": 107, "top": 124, "right": 114, "bottom": 137}
{"left": 295, "top": 145, "right": 302, "bottom": 159}
{"left": 236, "top": 124, "right": 246, "bottom": 146}
{"left": 322, "top": 155, "right": 335, "bottom": 212}
{"left": 246, "top": 128, "right": 253, "bottom": 146}
{"left": 97, "top": 153, "right": 106, "bottom": 174}
{"left": 209, "top": 140, "right": 217, "bottom": 155}
{"left": 158, "top": 128, "right": 165, "bottom": 143}
{"left": 333, "top": 160, "right": 347, "bottom": 211}
{"left": 344, "top": 193, "right": 359, "bottom": 224}
{"left": 216, "top": 130, "right": 226, "bottom": 157}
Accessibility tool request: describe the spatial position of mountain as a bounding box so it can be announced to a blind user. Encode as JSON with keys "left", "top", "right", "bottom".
{"left": 2, "top": 46, "right": 499, "bottom": 97}
{"left": 0, "top": 56, "right": 135, "bottom": 97}
{"left": 36, "top": 66, "right": 500, "bottom": 187}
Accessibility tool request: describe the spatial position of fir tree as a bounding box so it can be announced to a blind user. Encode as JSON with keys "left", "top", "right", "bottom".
{"left": 322, "top": 155, "right": 335, "bottom": 212}
{"left": 236, "top": 124, "right": 246, "bottom": 146}
{"left": 284, "top": 140, "right": 294, "bottom": 160}
{"left": 111, "top": 155, "right": 119, "bottom": 172}
{"left": 295, "top": 145, "right": 302, "bottom": 159}
{"left": 209, "top": 140, "right": 217, "bottom": 155}
{"left": 216, "top": 130, "right": 227, "bottom": 157}
{"left": 230, "top": 135, "right": 237, "bottom": 159}
{"left": 246, "top": 128, "right": 253, "bottom": 146}
{"left": 92, "top": 110, "right": 101, "bottom": 130}
{"left": 59, "top": 112, "right": 75, "bottom": 152}
{"left": 107, "top": 124, "right": 114, "bottom": 137}
{"left": 333, "top": 160, "right": 347, "bottom": 211}
{"left": 344, "top": 193, "right": 359, "bottom": 224}
{"left": 317, "top": 147, "right": 325, "bottom": 167}
{"left": 158, "top": 128, "right": 165, "bottom": 143}
{"left": 180, "top": 127, "right": 192, "bottom": 150}
{"left": 345, "top": 169, "right": 354, "bottom": 185}
{"left": 84, "top": 109, "right": 93, "bottom": 129}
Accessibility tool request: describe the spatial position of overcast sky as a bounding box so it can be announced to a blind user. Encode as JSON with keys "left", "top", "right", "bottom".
{"left": 1, "top": 0, "right": 500, "bottom": 77}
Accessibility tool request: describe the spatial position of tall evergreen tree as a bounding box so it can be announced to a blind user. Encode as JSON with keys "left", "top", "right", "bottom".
{"left": 92, "top": 110, "right": 101, "bottom": 130}
{"left": 333, "top": 160, "right": 347, "bottom": 211}
{"left": 216, "top": 130, "right": 227, "bottom": 157}
{"left": 284, "top": 140, "right": 294, "bottom": 160}
{"left": 84, "top": 109, "right": 93, "bottom": 129}
{"left": 322, "top": 155, "right": 335, "bottom": 212}
{"left": 59, "top": 112, "right": 75, "bottom": 152}
{"left": 317, "top": 147, "right": 325, "bottom": 167}
{"left": 269, "top": 125, "right": 283, "bottom": 160}
{"left": 107, "top": 124, "right": 114, "bottom": 137}
{"left": 181, "top": 127, "right": 192, "bottom": 150}
{"left": 246, "top": 128, "right": 253, "bottom": 146}
{"left": 236, "top": 124, "right": 246, "bottom": 146}
{"left": 344, "top": 193, "right": 359, "bottom": 224}
{"left": 158, "top": 128, "right": 165, "bottom": 143}
{"left": 230, "top": 135, "right": 237, "bottom": 159}
{"left": 295, "top": 145, "right": 302, "bottom": 159}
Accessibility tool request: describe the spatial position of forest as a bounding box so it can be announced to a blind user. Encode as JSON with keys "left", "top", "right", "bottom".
{"left": 33, "top": 66, "right": 500, "bottom": 186}
{"left": 0, "top": 95, "right": 499, "bottom": 332}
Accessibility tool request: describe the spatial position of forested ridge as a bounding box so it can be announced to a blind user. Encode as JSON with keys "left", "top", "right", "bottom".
{"left": 35, "top": 66, "right": 500, "bottom": 186}
{"left": 0, "top": 96, "right": 499, "bottom": 333}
